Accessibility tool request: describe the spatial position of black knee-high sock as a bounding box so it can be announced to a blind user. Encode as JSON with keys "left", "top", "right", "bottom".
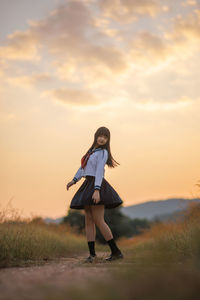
{"left": 88, "top": 241, "right": 96, "bottom": 256}
{"left": 107, "top": 238, "right": 121, "bottom": 255}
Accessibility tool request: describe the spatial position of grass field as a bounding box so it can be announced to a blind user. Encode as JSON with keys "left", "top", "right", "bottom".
{"left": 0, "top": 202, "right": 200, "bottom": 299}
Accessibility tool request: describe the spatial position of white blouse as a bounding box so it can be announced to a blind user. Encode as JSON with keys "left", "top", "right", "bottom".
{"left": 72, "top": 148, "right": 108, "bottom": 190}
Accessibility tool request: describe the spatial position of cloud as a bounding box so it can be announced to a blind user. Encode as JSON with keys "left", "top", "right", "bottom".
{"left": 123, "top": 46, "right": 200, "bottom": 106}
{"left": 43, "top": 87, "right": 101, "bottom": 106}
{"left": 0, "top": 30, "right": 40, "bottom": 61}
{"left": 181, "top": 0, "right": 197, "bottom": 7}
{"left": 0, "top": 0, "right": 128, "bottom": 85}
{"left": 92, "top": 16, "right": 119, "bottom": 38}
{"left": 166, "top": 9, "right": 200, "bottom": 43}
{"left": 127, "top": 9, "right": 200, "bottom": 69}
{"left": 98, "top": 0, "right": 162, "bottom": 23}
{"left": 33, "top": 1, "right": 127, "bottom": 76}
{"left": 129, "top": 32, "right": 170, "bottom": 66}
{"left": 132, "top": 97, "right": 193, "bottom": 111}
{"left": 1, "top": 0, "right": 200, "bottom": 110}
{"left": 6, "top": 73, "right": 52, "bottom": 88}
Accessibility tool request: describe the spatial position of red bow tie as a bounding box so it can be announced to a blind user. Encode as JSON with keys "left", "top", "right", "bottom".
{"left": 81, "top": 149, "right": 94, "bottom": 169}
{"left": 81, "top": 148, "right": 102, "bottom": 169}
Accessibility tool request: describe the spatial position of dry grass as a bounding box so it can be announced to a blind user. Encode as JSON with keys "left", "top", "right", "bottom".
{"left": 0, "top": 201, "right": 87, "bottom": 267}
{"left": 119, "top": 202, "right": 200, "bottom": 265}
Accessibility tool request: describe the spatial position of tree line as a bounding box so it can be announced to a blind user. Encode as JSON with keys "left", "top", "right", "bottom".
{"left": 62, "top": 207, "right": 153, "bottom": 243}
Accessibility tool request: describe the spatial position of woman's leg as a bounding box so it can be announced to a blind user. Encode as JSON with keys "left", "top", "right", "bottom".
{"left": 91, "top": 205, "right": 122, "bottom": 256}
{"left": 84, "top": 205, "right": 96, "bottom": 241}
{"left": 90, "top": 205, "right": 113, "bottom": 241}
{"left": 84, "top": 205, "right": 96, "bottom": 257}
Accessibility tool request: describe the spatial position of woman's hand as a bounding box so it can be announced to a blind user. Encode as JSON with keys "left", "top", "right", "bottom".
{"left": 66, "top": 180, "right": 75, "bottom": 191}
{"left": 92, "top": 190, "right": 101, "bottom": 204}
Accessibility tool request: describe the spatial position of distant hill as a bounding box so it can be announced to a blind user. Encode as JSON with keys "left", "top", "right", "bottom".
{"left": 43, "top": 198, "right": 200, "bottom": 224}
{"left": 153, "top": 209, "right": 187, "bottom": 223}
{"left": 120, "top": 198, "right": 200, "bottom": 221}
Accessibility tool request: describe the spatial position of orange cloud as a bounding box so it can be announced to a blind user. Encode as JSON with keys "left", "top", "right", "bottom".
{"left": 129, "top": 32, "right": 170, "bottom": 66}
{"left": 166, "top": 9, "right": 200, "bottom": 42}
{"left": 0, "top": 30, "right": 39, "bottom": 61}
{"left": 0, "top": 0, "right": 127, "bottom": 83}
{"left": 181, "top": 0, "right": 197, "bottom": 7}
{"left": 6, "top": 73, "right": 52, "bottom": 88}
{"left": 1, "top": 0, "right": 200, "bottom": 109}
{"left": 43, "top": 88, "right": 101, "bottom": 106}
{"left": 132, "top": 97, "right": 193, "bottom": 111}
{"left": 99, "top": 0, "right": 162, "bottom": 23}
{"left": 127, "top": 10, "right": 200, "bottom": 68}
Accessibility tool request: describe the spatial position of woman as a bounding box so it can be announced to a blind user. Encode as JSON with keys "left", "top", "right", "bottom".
{"left": 66, "top": 126, "right": 124, "bottom": 262}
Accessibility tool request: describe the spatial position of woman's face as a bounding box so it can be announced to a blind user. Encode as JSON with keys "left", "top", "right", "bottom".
{"left": 96, "top": 134, "right": 108, "bottom": 146}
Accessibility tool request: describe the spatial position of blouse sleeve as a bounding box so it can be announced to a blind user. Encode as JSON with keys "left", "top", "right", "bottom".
{"left": 72, "top": 166, "right": 83, "bottom": 183}
{"left": 94, "top": 149, "right": 108, "bottom": 190}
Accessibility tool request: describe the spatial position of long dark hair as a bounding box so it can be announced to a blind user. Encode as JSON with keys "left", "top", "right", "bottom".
{"left": 85, "top": 126, "right": 120, "bottom": 168}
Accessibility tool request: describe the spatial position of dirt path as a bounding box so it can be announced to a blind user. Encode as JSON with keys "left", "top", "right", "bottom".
{"left": 0, "top": 251, "right": 126, "bottom": 299}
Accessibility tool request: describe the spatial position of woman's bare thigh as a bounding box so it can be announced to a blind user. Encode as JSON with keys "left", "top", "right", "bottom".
{"left": 90, "top": 205, "right": 105, "bottom": 223}
{"left": 84, "top": 205, "right": 94, "bottom": 221}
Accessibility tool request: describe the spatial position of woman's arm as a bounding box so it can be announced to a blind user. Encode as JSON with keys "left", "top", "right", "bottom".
{"left": 94, "top": 149, "right": 108, "bottom": 190}
{"left": 72, "top": 166, "right": 83, "bottom": 184}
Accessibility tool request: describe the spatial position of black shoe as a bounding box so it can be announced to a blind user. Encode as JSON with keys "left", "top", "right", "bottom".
{"left": 84, "top": 254, "right": 97, "bottom": 263}
{"left": 105, "top": 251, "right": 124, "bottom": 261}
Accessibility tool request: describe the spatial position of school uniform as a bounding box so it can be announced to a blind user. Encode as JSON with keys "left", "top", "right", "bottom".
{"left": 69, "top": 147, "right": 123, "bottom": 209}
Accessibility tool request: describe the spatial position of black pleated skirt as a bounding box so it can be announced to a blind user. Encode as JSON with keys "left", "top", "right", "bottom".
{"left": 70, "top": 176, "right": 123, "bottom": 209}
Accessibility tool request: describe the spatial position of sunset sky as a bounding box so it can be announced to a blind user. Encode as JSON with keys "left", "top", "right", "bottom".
{"left": 1, "top": 0, "right": 200, "bottom": 219}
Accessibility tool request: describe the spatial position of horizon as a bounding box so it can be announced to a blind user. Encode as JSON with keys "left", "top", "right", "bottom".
{"left": 35, "top": 197, "right": 200, "bottom": 220}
